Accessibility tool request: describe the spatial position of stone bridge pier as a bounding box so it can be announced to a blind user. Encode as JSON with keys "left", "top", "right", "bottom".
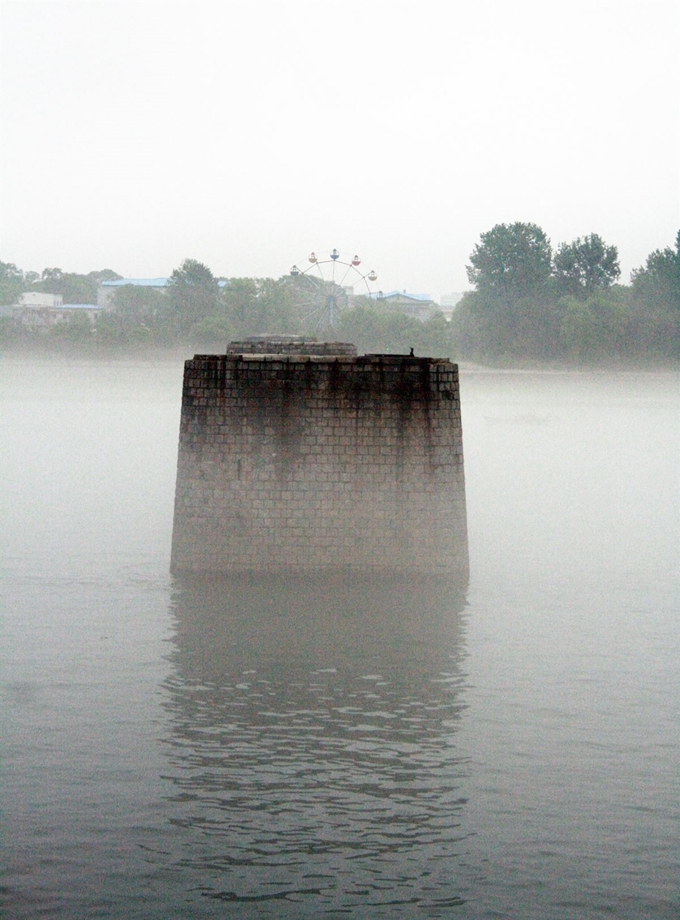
{"left": 171, "top": 338, "right": 468, "bottom": 580}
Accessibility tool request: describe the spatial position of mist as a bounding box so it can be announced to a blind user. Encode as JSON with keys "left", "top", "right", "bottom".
{"left": 2, "top": 354, "right": 678, "bottom": 916}
{"left": 2, "top": 0, "right": 678, "bottom": 298}
{"left": 2, "top": 0, "right": 679, "bottom": 912}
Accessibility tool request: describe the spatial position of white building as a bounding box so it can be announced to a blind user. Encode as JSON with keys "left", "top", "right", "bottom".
{"left": 18, "top": 292, "right": 63, "bottom": 309}
{"left": 13, "top": 293, "right": 103, "bottom": 328}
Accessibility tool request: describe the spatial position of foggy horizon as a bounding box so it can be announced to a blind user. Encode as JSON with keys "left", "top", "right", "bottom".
{"left": 1, "top": 0, "right": 678, "bottom": 300}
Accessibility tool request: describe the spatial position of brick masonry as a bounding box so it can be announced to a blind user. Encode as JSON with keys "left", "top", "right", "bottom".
{"left": 170, "top": 345, "right": 468, "bottom": 578}
{"left": 227, "top": 336, "right": 358, "bottom": 357}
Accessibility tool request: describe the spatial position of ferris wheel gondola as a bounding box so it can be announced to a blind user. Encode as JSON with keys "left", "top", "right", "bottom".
{"left": 288, "top": 249, "right": 378, "bottom": 330}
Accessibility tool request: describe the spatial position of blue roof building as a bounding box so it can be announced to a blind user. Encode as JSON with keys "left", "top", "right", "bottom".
{"left": 98, "top": 277, "right": 229, "bottom": 307}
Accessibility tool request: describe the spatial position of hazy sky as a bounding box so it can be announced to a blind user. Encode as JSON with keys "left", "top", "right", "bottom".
{"left": 1, "top": 0, "right": 678, "bottom": 299}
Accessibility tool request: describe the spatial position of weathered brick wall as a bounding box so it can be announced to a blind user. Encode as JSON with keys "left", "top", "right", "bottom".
{"left": 171, "top": 352, "right": 468, "bottom": 578}
{"left": 227, "top": 338, "right": 357, "bottom": 356}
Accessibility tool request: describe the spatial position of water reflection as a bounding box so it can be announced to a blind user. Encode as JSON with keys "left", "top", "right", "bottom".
{"left": 162, "top": 575, "right": 470, "bottom": 915}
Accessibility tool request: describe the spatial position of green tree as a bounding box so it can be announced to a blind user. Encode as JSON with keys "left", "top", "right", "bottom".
{"left": 451, "top": 290, "right": 564, "bottom": 363}
{"left": 337, "top": 304, "right": 386, "bottom": 353}
{"left": 379, "top": 312, "right": 425, "bottom": 353}
{"left": 95, "top": 284, "right": 167, "bottom": 349}
{"left": 553, "top": 234, "right": 620, "bottom": 299}
{"left": 252, "top": 277, "right": 296, "bottom": 334}
{"left": 0, "top": 315, "right": 19, "bottom": 346}
{"left": 110, "top": 284, "right": 164, "bottom": 323}
{"left": 48, "top": 310, "right": 95, "bottom": 348}
{"left": 447, "top": 292, "right": 487, "bottom": 360}
{"left": 219, "top": 278, "right": 256, "bottom": 338}
{"left": 631, "top": 231, "right": 680, "bottom": 313}
{"left": 418, "top": 310, "right": 456, "bottom": 359}
{"left": 461, "top": 223, "right": 560, "bottom": 362}
{"left": 559, "top": 286, "right": 635, "bottom": 363}
{"left": 35, "top": 267, "right": 99, "bottom": 303}
{"left": 466, "top": 222, "right": 552, "bottom": 301}
{"left": 87, "top": 269, "right": 121, "bottom": 284}
{"left": 168, "top": 258, "right": 220, "bottom": 335}
{"left": 0, "top": 261, "right": 25, "bottom": 305}
{"left": 337, "top": 303, "right": 455, "bottom": 356}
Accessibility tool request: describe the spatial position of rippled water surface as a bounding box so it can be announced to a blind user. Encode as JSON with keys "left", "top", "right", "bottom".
{"left": 1, "top": 358, "right": 678, "bottom": 918}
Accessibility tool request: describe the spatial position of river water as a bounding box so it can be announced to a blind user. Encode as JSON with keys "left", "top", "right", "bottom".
{"left": 1, "top": 358, "right": 678, "bottom": 919}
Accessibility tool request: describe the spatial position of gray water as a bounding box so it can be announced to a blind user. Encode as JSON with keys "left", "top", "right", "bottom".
{"left": 1, "top": 358, "right": 678, "bottom": 918}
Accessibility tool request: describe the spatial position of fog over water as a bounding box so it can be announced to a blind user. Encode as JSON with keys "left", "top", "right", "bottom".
{"left": 1, "top": 358, "right": 678, "bottom": 918}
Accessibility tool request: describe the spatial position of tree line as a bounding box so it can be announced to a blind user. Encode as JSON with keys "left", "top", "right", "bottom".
{"left": 1, "top": 226, "right": 679, "bottom": 364}
{"left": 0, "top": 258, "right": 457, "bottom": 358}
{"left": 452, "top": 223, "right": 680, "bottom": 363}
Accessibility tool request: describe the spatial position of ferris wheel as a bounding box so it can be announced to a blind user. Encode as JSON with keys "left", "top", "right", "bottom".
{"left": 288, "top": 249, "right": 378, "bottom": 331}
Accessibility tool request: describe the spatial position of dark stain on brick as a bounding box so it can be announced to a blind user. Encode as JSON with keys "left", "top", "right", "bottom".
{"left": 171, "top": 346, "right": 468, "bottom": 578}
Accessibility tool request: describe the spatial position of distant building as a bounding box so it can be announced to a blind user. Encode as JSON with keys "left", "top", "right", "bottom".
{"left": 439, "top": 292, "right": 466, "bottom": 322}
{"left": 97, "top": 278, "right": 171, "bottom": 308}
{"left": 60, "top": 304, "right": 104, "bottom": 323}
{"left": 98, "top": 276, "right": 230, "bottom": 307}
{"left": 370, "top": 291, "right": 440, "bottom": 322}
{"left": 13, "top": 295, "right": 103, "bottom": 328}
{"left": 14, "top": 292, "right": 64, "bottom": 327}
{"left": 18, "top": 292, "right": 63, "bottom": 309}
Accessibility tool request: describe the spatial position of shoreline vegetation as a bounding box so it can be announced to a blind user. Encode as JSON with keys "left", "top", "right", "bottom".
{"left": 2, "top": 225, "right": 679, "bottom": 367}
{"left": 2, "top": 355, "right": 678, "bottom": 384}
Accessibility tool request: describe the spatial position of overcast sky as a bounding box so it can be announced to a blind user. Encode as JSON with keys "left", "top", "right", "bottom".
{"left": 1, "top": 0, "right": 678, "bottom": 299}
